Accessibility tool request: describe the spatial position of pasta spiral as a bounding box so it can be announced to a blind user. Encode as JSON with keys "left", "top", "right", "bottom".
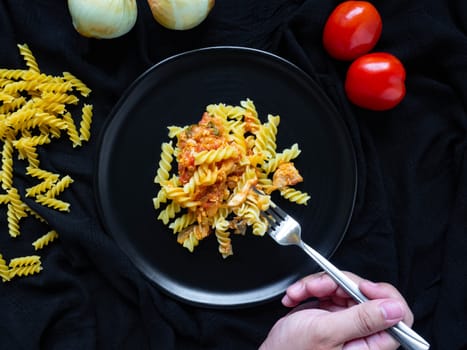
{"left": 215, "top": 228, "right": 233, "bottom": 258}
{"left": 44, "top": 175, "right": 74, "bottom": 198}
{"left": 9, "top": 255, "right": 41, "bottom": 268}
{"left": 280, "top": 187, "right": 311, "bottom": 205}
{"left": 168, "top": 212, "right": 196, "bottom": 233}
{"left": 157, "top": 202, "right": 182, "bottom": 225}
{"left": 194, "top": 145, "right": 239, "bottom": 165}
{"left": 253, "top": 114, "right": 280, "bottom": 159}
{"left": 32, "top": 230, "right": 59, "bottom": 250}
{"left": 182, "top": 164, "right": 218, "bottom": 194}
{"left": 262, "top": 143, "right": 301, "bottom": 174}
{"left": 17, "top": 43, "right": 40, "bottom": 72}
{"left": 154, "top": 141, "right": 174, "bottom": 184}
{"left": 9, "top": 264, "right": 42, "bottom": 278}
{"left": 0, "top": 254, "right": 10, "bottom": 282}
{"left": 35, "top": 195, "right": 70, "bottom": 212}
{"left": 79, "top": 104, "right": 93, "bottom": 141}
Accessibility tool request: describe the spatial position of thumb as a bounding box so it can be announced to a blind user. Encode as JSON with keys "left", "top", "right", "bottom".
{"left": 320, "top": 299, "right": 405, "bottom": 345}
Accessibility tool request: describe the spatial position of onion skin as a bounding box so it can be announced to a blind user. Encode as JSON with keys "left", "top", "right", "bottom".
{"left": 68, "top": 0, "right": 138, "bottom": 39}
{"left": 147, "top": 0, "right": 215, "bottom": 30}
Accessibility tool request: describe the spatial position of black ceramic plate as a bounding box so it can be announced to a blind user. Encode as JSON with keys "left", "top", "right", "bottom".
{"left": 95, "top": 46, "right": 357, "bottom": 308}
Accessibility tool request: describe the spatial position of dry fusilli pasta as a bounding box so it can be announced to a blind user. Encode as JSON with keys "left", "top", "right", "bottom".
{"left": 32, "top": 230, "right": 59, "bottom": 250}
{"left": 0, "top": 254, "right": 10, "bottom": 281}
{"left": 0, "top": 43, "right": 93, "bottom": 281}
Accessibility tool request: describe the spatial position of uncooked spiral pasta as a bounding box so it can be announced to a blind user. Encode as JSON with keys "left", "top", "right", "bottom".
{"left": 35, "top": 195, "right": 70, "bottom": 212}
{"left": 9, "top": 263, "right": 42, "bottom": 279}
{"left": 0, "top": 254, "right": 10, "bottom": 282}
{"left": 79, "top": 104, "right": 93, "bottom": 141}
{"left": 36, "top": 81, "right": 74, "bottom": 94}
{"left": 0, "top": 194, "right": 8, "bottom": 205}
{"left": 9, "top": 255, "right": 41, "bottom": 268}
{"left": 63, "top": 111, "right": 82, "bottom": 147}
{"left": 7, "top": 203, "right": 21, "bottom": 237}
{"left": 152, "top": 99, "right": 310, "bottom": 258}
{"left": 32, "top": 230, "right": 59, "bottom": 250}
{"left": 0, "top": 91, "right": 14, "bottom": 103}
{"left": 0, "top": 96, "right": 26, "bottom": 114}
{"left": 7, "top": 188, "right": 27, "bottom": 219}
{"left": 44, "top": 175, "right": 74, "bottom": 198}
{"left": 17, "top": 43, "right": 40, "bottom": 72}
{"left": 0, "top": 43, "right": 93, "bottom": 281}
{"left": 1, "top": 140, "right": 14, "bottom": 190}
{"left": 41, "top": 91, "right": 79, "bottom": 105}
{"left": 0, "top": 68, "right": 26, "bottom": 80}
{"left": 62, "top": 72, "right": 92, "bottom": 97}
{"left": 26, "top": 166, "right": 60, "bottom": 181}
{"left": 8, "top": 254, "right": 43, "bottom": 280}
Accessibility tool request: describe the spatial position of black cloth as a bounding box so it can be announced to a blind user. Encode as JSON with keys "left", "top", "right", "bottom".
{"left": 1, "top": 0, "right": 466, "bottom": 349}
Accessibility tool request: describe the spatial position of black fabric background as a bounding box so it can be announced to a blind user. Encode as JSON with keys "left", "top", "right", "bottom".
{"left": 0, "top": 0, "right": 466, "bottom": 349}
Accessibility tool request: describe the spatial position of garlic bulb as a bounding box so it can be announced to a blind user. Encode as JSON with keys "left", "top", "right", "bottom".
{"left": 147, "top": 0, "right": 215, "bottom": 30}
{"left": 68, "top": 0, "right": 138, "bottom": 39}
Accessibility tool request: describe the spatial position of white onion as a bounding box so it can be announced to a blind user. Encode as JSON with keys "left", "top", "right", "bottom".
{"left": 67, "top": 0, "right": 138, "bottom": 39}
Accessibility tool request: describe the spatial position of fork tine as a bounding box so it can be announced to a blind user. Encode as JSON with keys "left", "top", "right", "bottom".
{"left": 266, "top": 204, "right": 284, "bottom": 223}
{"left": 262, "top": 211, "right": 276, "bottom": 227}
{"left": 252, "top": 187, "right": 288, "bottom": 225}
{"left": 268, "top": 201, "right": 288, "bottom": 220}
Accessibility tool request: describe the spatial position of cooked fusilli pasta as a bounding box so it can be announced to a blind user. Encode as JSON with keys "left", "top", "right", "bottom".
{"left": 154, "top": 141, "right": 174, "bottom": 184}
{"left": 279, "top": 187, "right": 311, "bottom": 205}
{"left": 152, "top": 99, "right": 310, "bottom": 258}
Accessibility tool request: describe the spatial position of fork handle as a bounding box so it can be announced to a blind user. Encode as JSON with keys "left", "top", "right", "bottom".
{"left": 300, "top": 241, "right": 430, "bottom": 350}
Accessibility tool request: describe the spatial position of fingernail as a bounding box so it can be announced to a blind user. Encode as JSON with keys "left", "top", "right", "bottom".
{"left": 281, "top": 295, "right": 291, "bottom": 305}
{"left": 380, "top": 301, "right": 404, "bottom": 322}
{"left": 287, "top": 280, "right": 304, "bottom": 295}
{"left": 362, "top": 279, "right": 378, "bottom": 287}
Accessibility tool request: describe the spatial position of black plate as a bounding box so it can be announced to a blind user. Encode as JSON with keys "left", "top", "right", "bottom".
{"left": 95, "top": 46, "right": 357, "bottom": 308}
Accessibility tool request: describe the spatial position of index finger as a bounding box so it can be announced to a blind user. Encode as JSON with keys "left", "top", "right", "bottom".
{"left": 282, "top": 271, "right": 405, "bottom": 309}
{"left": 282, "top": 272, "right": 345, "bottom": 307}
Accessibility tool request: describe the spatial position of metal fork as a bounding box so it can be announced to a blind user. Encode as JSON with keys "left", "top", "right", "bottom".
{"left": 260, "top": 200, "right": 430, "bottom": 350}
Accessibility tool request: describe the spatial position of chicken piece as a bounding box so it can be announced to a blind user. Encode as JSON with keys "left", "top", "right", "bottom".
{"left": 227, "top": 179, "right": 257, "bottom": 207}
{"left": 272, "top": 162, "right": 303, "bottom": 189}
{"left": 177, "top": 224, "right": 210, "bottom": 245}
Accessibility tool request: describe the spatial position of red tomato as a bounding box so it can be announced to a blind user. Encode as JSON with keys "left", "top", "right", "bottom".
{"left": 344, "top": 52, "right": 406, "bottom": 111}
{"left": 323, "top": 1, "right": 382, "bottom": 61}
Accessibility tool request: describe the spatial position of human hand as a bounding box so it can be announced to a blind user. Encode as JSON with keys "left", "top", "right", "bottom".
{"left": 259, "top": 272, "right": 413, "bottom": 350}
